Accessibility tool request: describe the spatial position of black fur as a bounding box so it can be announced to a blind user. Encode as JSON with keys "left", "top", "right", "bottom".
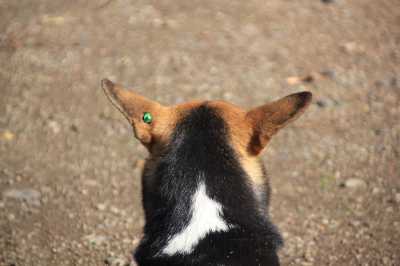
{"left": 134, "top": 105, "right": 282, "bottom": 266}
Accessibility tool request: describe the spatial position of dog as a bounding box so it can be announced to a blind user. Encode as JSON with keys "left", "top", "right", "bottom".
{"left": 101, "top": 79, "right": 312, "bottom": 266}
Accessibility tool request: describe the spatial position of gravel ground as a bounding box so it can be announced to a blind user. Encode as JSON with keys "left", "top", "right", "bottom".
{"left": 1, "top": 0, "right": 399, "bottom": 265}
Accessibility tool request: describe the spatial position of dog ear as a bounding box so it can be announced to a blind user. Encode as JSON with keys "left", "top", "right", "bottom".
{"left": 246, "top": 91, "right": 312, "bottom": 155}
{"left": 101, "top": 78, "right": 169, "bottom": 146}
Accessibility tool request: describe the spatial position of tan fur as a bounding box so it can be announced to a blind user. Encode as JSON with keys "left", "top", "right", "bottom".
{"left": 246, "top": 92, "right": 313, "bottom": 154}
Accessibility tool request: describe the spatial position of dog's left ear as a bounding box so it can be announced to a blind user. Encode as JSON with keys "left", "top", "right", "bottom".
{"left": 246, "top": 91, "right": 312, "bottom": 155}
{"left": 101, "top": 79, "right": 171, "bottom": 147}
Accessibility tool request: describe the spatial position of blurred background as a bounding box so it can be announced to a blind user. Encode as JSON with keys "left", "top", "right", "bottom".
{"left": 0, "top": 0, "right": 399, "bottom": 265}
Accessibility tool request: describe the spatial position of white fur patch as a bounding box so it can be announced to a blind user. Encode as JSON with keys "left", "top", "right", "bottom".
{"left": 162, "top": 182, "right": 229, "bottom": 255}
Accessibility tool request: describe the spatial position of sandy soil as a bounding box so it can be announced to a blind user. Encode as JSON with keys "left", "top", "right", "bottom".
{"left": 1, "top": 0, "right": 399, "bottom": 265}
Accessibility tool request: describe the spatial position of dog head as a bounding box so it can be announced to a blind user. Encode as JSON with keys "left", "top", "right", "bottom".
{"left": 101, "top": 79, "right": 312, "bottom": 184}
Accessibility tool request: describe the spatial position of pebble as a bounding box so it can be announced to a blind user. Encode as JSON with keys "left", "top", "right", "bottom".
{"left": 48, "top": 120, "right": 61, "bottom": 134}
{"left": 104, "top": 255, "right": 129, "bottom": 266}
{"left": 83, "top": 179, "right": 99, "bottom": 187}
{"left": 286, "top": 75, "right": 314, "bottom": 85}
{"left": 129, "top": 261, "right": 138, "bottom": 266}
{"left": 390, "top": 77, "right": 399, "bottom": 88}
{"left": 340, "top": 178, "right": 367, "bottom": 189}
{"left": 395, "top": 193, "right": 400, "bottom": 203}
{"left": 223, "top": 92, "right": 234, "bottom": 101}
{"left": 316, "top": 98, "right": 338, "bottom": 108}
{"left": 375, "top": 79, "right": 389, "bottom": 88}
{"left": 7, "top": 213, "right": 15, "bottom": 221}
{"left": 372, "top": 187, "right": 380, "bottom": 195}
{"left": 41, "top": 15, "right": 66, "bottom": 25}
{"left": 287, "top": 76, "right": 302, "bottom": 85}
{"left": 122, "top": 238, "right": 131, "bottom": 244}
{"left": 1, "top": 130, "right": 15, "bottom": 141}
{"left": 322, "top": 218, "right": 329, "bottom": 225}
{"left": 382, "top": 256, "right": 391, "bottom": 265}
{"left": 70, "top": 124, "right": 79, "bottom": 133}
{"left": 320, "top": 69, "right": 336, "bottom": 79}
{"left": 341, "top": 42, "right": 363, "bottom": 54}
{"left": 96, "top": 203, "right": 107, "bottom": 211}
{"left": 349, "top": 220, "right": 361, "bottom": 227}
{"left": 110, "top": 206, "right": 122, "bottom": 215}
{"left": 83, "top": 234, "right": 107, "bottom": 246}
{"left": 375, "top": 77, "right": 399, "bottom": 89}
{"left": 3, "top": 188, "right": 41, "bottom": 206}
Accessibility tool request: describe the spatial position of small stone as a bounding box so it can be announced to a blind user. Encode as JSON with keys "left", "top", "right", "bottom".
{"left": 96, "top": 203, "right": 107, "bottom": 211}
{"left": 110, "top": 206, "right": 121, "bottom": 215}
{"left": 315, "top": 97, "right": 339, "bottom": 108}
{"left": 287, "top": 76, "right": 302, "bottom": 85}
{"left": 152, "top": 18, "right": 164, "bottom": 28}
{"left": 375, "top": 80, "right": 387, "bottom": 88}
{"left": 70, "top": 124, "right": 79, "bottom": 133}
{"left": 390, "top": 77, "right": 399, "bottom": 88}
{"left": 343, "top": 42, "right": 357, "bottom": 53}
{"left": 340, "top": 178, "right": 367, "bottom": 189}
{"left": 1, "top": 130, "right": 15, "bottom": 141}
{"left": 41, "top": 15, "right": 66, "bottom": 25}
{"left": 395, "top": 193, "right": 400, "bottom": 203}
{"left": 223, "top": 92, "right": 234, "bottom": 101}
{"left": 83, "top": 179, "right": 99, "bottom": 187}
{"left": 349, "top": 220, "right": 361, "bottom": 227}
{"left": 382, "top": 256, "right": 391, "bottom": 265}
{"left": 320, "top": 69, "right": 336, "bottom": 79}
{"left": 372, "top": 187, "right": 380, "bottom": 194}
{"left": 375, "top": 77, "right": 400, "bottom": 89}
{"left": 83, "top": 234, "right": 107, "bottom": 246}
{"left": 302, "top": 75, "right": 315, "bottom": 83}
{"left": 48, "top": 120, "right": 61, "bottom": 134}
{"left": 132, "top": 237, "right": 141, "bottom": 246}
{"left": 3, "top": 188, "right": 41, "bottom": 206}
{"left": 104, "top": 255, "right": 129, "bottom": 266}
{"left": 165, "top": 19, "right": 179, "bottom": 29}
{"left": 321, "top": 0, "right": 335, "bottom": 3}
{"left": 122, "top": 238, "right": 131, "bottom": 244}
{"left": 374, "top": 129, "right": 383, "bottom": 136}
{"left": 242, "top": 23, "right": 260, "bottom": 36}
{"left": 286, "top": 74, "right": 317, "bottom": 85}
{"left": 7, "top": 213, "right": 15, "bottom": 221}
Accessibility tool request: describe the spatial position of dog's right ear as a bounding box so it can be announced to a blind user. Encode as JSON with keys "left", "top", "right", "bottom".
{"left": 101, "top": 79, "right": 172, "bottom": 147}
{"left": 246, "top": 91, "right": 312, "bottom": 155}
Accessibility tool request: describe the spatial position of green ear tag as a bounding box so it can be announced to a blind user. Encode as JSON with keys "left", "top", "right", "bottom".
{"left": 142, "top": 112, "right": 153, "bottom": 124}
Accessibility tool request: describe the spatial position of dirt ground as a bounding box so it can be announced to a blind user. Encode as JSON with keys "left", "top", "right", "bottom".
{"left": 0, "top": 0, "right": 399, "bottom": 265}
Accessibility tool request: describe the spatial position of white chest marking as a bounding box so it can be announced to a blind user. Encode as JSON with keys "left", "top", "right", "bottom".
{"left": 162, "top": 182, "right": 230, "bottom": 255}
